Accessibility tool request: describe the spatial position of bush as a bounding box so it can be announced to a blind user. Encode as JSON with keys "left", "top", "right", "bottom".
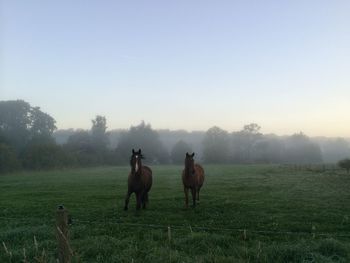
{"left": 0, "top": 143, "right": 20, "bottom": 173}
{"left": 338, "top": 158, "right": 350, "bottom": 174}
{"left": 21, "top": 143, "right": 73, "bottom": 170}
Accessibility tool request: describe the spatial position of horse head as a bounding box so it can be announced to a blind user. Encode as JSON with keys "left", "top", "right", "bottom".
{"left": 130, "top": 148, "right": 143, "bottom": 174}
{"left": 185, "top": 152, "right": 195, "bottom": 175}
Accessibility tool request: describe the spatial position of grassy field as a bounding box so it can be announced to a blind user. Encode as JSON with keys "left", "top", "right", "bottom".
{"left": 1, "top": 165, "right": 350, "bottom": 262}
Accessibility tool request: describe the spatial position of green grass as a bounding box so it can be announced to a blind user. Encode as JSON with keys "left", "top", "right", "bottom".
{"left": 1, "top": 165, "right": 350, "bottom": 262}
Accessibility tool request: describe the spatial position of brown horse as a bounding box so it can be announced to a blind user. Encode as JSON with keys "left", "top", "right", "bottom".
{"left": 182, "top": 152, "right": 205, "bottom": 208}
{"left": 124, "top": 149, "right": 153, "bottom": 211}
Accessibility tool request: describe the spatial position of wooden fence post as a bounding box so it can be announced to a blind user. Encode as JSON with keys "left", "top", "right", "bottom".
{"left": 312, "top": 225, "right": 316, "bottom": 239}
{"left": 56, "top": 205, "right": 72, "bottom": 263}
{"left": 168, "top": 226, "right": 172, "bottom": 243}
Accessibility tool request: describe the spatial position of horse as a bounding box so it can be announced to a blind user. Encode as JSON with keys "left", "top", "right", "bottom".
{"left": 182, "top": 152, "right": 205, "bottom": 208}
{"left": 124, "top": 149, "right": 153, "bottom": 211}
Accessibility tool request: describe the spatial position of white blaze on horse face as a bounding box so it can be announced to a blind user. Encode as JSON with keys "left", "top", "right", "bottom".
{"left": 135, "top": 155, "right": 139, "bottom": 172}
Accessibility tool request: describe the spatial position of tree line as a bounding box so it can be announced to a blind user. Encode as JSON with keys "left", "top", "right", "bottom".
{"left": 1, "top": 100, "right": 350, "bottom": 173}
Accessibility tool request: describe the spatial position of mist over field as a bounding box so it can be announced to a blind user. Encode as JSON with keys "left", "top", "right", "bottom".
{"left": 1, "top": 99, "right": 350, "bottom": 172}
{"left": 54, "top": 122, "right": 350, "bottom": 165}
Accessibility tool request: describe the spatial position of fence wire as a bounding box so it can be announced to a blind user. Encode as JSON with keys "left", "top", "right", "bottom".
{"left": 1, "top": 215, "right": 350, "bottom": 238}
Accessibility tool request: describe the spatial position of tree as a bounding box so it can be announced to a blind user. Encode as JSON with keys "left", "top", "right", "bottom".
{"left": 63, "top": 117, "right": 114, "bottom": 166}
{"left": 0, "top": 143, "right": 20, "bottom": 173}
{"left": 284, "top": 132, "right": 323, "bottom": 163}
{"left": 156, "top": 129, "right": 205, "bottom": 161}
{"left": 171, "top": 140, "right": 192, "bottom": 164}
{"left": 319, "top": 138, "right": 350, "bottom": 163}
{"left": 0, "top": 100, "right": 31, "bottom": 151}
{"left": 53, "top": 129, "right": 76, "bottom": 144}
{"left": 30, "top": 106, "right": 56, "bottom": 138}
{"left": 65, "top": 130, "right": 93, "bottom": 152}
{"left": 0, "top": 100, "right": 56, "bottom": 152}
{"left": 22, "top": 142, "right": 71, "bottom": 170}
{"left": 338, "top": 158, "right": 350, "bottom": 174}
{"left": 243, "top": 123, "right": 261, "bottom": 134}
{"left": 253, "top": 135, "right": 285, "bottom": 163}
{"left": 202, "top": 126, "right": 229, "bottom": 163}
{"left": 64, "top": 130, "right": 97, "bottom": 166}
{"left": 91, "top": 115, "right": 109, "bottom": 151}
{"left": 116, "top": 121, "right": 169, "bottom": 164}
{"left": 230, "top": 123, "right": 263, "bottom": 163}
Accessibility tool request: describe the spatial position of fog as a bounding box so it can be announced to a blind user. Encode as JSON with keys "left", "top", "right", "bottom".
{"left": 1, "top": 99, "right": 349, "bottom": 173}
{"left": 53, "top": 121, "right": 350, "bottom": 165}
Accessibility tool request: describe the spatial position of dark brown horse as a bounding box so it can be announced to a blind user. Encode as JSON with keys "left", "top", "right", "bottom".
{"left": 124, "top": 149, "right": 153, "bottom": 211}
{"left": 182, "top": 152, "right": 205, "bottom": 208}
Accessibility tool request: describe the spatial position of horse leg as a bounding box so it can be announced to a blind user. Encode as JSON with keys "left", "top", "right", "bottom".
{"left": 197, "top": 187, "right": 200, "bottom": 203}
{"left": 124, "top": 190, "right": 132, "bottom": 211}
{"left": 191, "top": 188, "right": 196, "bottom": 208}
{"left": 136, "top": 192, "right": 142, "bottom": 210}
{"left": 142, "top": 192, "right": 148, "bottom": 209}
{"left": 184, "top": 187, "right": 189, "bottom": 208}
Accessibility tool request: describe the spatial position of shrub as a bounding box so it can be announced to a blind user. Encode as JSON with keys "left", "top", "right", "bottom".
{"left": 0, "top": 143, "right": 20, "bottom": 173}
{"left": 21, "top": 143, "right": 73, "bottom": 170}
{"left": 338, "top": 158, "right": 350, "bottom": 174}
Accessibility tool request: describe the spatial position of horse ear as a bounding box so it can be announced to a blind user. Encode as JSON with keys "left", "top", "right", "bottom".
{"left": 191, "top": 153, "right": 195, "bottom": 157}
{"left": 186, "top": 152, "right": 189, "bottom": 156}
{"left": 138, "top": 149, "right": 141, "bottom": 154}
{"left": 132, "top": 149, "right": 135, "bottom": 154}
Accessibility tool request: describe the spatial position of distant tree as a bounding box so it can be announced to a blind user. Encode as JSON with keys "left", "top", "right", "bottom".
{"left": 65, "top": 130, "right": 93, "bottom": 152}
{"left": 30, "top": 106, "right": 56, "bottom": 138}
{"left": 0, "top": 143, "right": 20, "bottom": 173}
{"left": 202, "top": 126, "right": 229, "bottom": 163}
{"left": 157, "top": 129, "right": 205, "bottom": 160}
{"left": 338, "top": 158, "right": 350, "bottom": 174}
{"left": 0, "top": 100, "right": 31, "bottom": 151}
{"left": 230, "top": 123, "right": 263, "bottom": 163}
{"left": 106, "top": 129, "right": 125, "bottom": 149}
{"left": 91, "top": 115, "right": 109, "bottom": 151}
{"left": 117, "top": 121, "right": 169, "bottom": 164}
{"left": 0, "top": 131, "right": 9, "bottom": 145}
{"left": 320, "top": 138, "right": 350, "bottom": 163}
{"left": 64, "top": 130, "right": 99, "bottom": 165}
{"left": 53, "top": 129, "right": 76, "bottom": 144}
{"left": 63, "top": 117, "right": 114, "bottom": 166}
{"left": 253, "top": 135, "right": 285, "bottom": 163}
{"left": 243, "top": 123, "right": 261, "bottom": 134}
{"left": 0, "top": 100, "right": 56, "bottom": 152}
{"left": 22, "top": 142, "right": 71, "bottom": 170}
{"left": 284, "top": 132, "right": 323, "bottom": 163}
{"left": 171, "top": 140, "right": 192, "bottom": 164}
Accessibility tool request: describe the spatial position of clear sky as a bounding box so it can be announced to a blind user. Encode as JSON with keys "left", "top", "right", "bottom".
{"left": 1, "top": 1, "right": 350, "bottom": 136}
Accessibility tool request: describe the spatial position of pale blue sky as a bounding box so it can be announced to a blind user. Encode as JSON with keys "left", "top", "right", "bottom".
{"left": 1, "top": 1, "right": 350, "bottom": 136}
